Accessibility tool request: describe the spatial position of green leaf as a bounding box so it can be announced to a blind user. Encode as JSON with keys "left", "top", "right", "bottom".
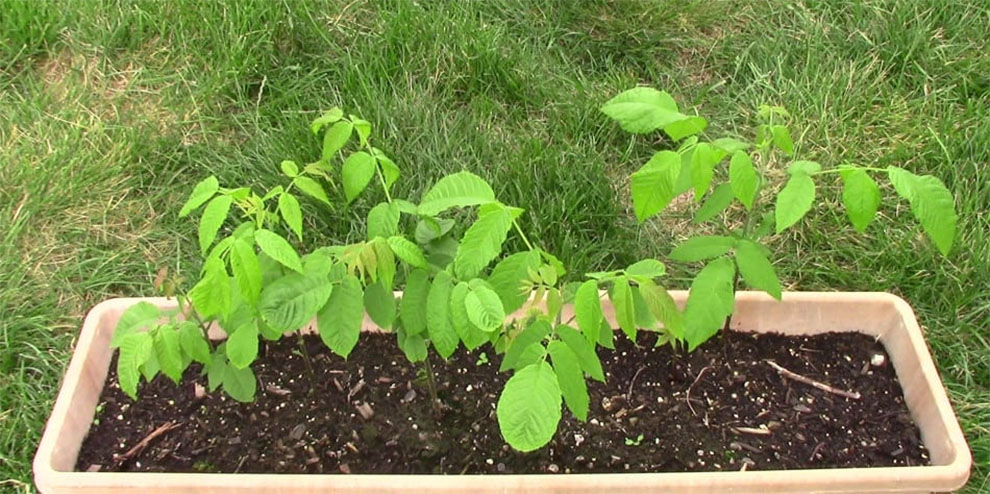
{"left": 386, "top": 236, "right": 428, "bottom": 269}
{"left": 342, "top": 151, "right": 376, "bottom": 204}
{"left": 154, "top": 327, "right": 184, "bottom": 384}
{"left": 663, "top": 115, "right": 708, "bottom": 141}
{"left": 735, "top": 240, "right": 781, "bottom": 300}
{"left": 839, "top": 167, "right": 881, "bottom": 233}
{"left": 771, "top": 125, "right": 794, "bottom": 156}
{"left": 574, "top": 280, "right": 603, "bottom": 344}
{"left": 280, "top": 160, "right": 299, "bottom": 178}
{"left": 712, "top": 137, "right": 750, "bottom": 154}
{"left": 788, "top": 160, "right": 821, "bottom": 175}
{"left": 222, "top": 364, "right": 256, "bottom": 402}
{"left": 598, "top": 317, "right": 615, "bottom": 349}
{"left": 371, "top": 238, "right": 396, "bottom": 290}
{"left": 632, "top": 286, "right": 657, "bottom": 330}
{"left": 600, "top": 87, "right": 685, "bottom": 134}
{"left": 426, "top": 271, "right": 459, "bottom": 359}
{"left": 487, "top": 250, "right": 541, "bottom": 313}
{"left": 351, "top": 118, "right": 372, "bottom": 146}
{"left": 669, "top": 235, "right": 735, "bottom": 262}
{"left": 374, "top": 150, "right": 400, "bottom": 190}
{"left": 277, "top": 192, "right": 303, "bottom": 240}
{"left": 454, "top": 205, "right": 517, "bottom": 279}
{"left": 684, "top": 257, "right": 736, "bottom": 350}
{"left": 775, "top": 173, "right": 816, "bottom": 233}
{"left": 316, "top": 274, "right": 364, "bottom": 358}
{"left": 637, "top": 279, "right": 685, "bottom": 339}
{"left": 118, "top": 332, "right": 153, "bottom": 399}
{"left": 497, "top": 361, "right": 562, "bottom": 452}
{"left": 322, "top": 121, "right": 353, "bottom": 161}
{"left": 397, "top": 329, "right": 428, "bottom": 362}
{"left": 450, "top": 282, "right": 488, "bottom": 350}
{"left": 694, "top": 183, "right": 733, "bottom": 224}
{"left": 180, "top": 176, "right": 219, "bottom": 218}
{"left": 139, "top": 349, "right": 159, "bottom": 383}
{"left": 198, "top": 195, "right": 233, "bottom": 254}
{"left": 178, "top": 321, "right": 211, "bottom": 364}
{"left": 254, "top": 229, "right": 303, "bottom": 273}
{"left": 629, "top": 150, "right": 681, "bottom": 222}
{"left": 611, "top": 276, "right": 636, "bottom": 341}
{"left": 887, "top": 166, "right": 956, "bottom": 256}
{"left": 189, "top": 257, "right": 231, "bottom": 320}
{"left": 111, "top": 302, "right": 161, "bottom": 348}
{"left": 556, "top": 325, "right": 605, "bottom": 382}
{"left": 400, "top": 269, "right": 430, "bottom": 336}
{"left": 226, "top": 322, "right": 258, "bottom": 369}
{"left": 690, "top": 142, "right": 721, "bottom": 200}
{"left": 729, "top": 151, "right": 759, "bottom": 210}
{"left": 364, "top": 281, "right": 396, "bottom": 329}
{"left": 414, "top": 217, "right": 454, "bottom": 244}
{"left": 260, "top": 272, "right": 333, "bottom": 331}
{"left": 367, "top": 202, "right": 401, "bottom": 240}
{"left": 547, "top": 341, "right": 589, "bottom": 421}
{"left": 464, "top": 283, "right": 505, "bottom": 332}
{"left": 229, "top": 238, "right": 262, "bottom": 305}
{"left": 417, "top": 171, "right": 496, "bottom": 216}
{"left": 500, "top": 320, "right": 551, "bottom": 372}
{"left": 293, "top": 176, "right": 332, "bottom": 206}
{"left": 311, "top": 107, "right": 343, "bottom": 134}
{"left": 626, "top": 259, "right": 666, "bottom": 279}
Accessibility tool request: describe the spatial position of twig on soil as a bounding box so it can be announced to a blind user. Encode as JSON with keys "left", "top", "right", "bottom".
{"left": 731, "top": 426, "right": 771, "bottom": 436}
{"left": 115, "top": 422, "right": 181, "bottom": 464}
{"left": 765, "top": 360, "right": 861, "bottom": 399}
{"left": 685, "top": 366, "right": 711, "bottom": 416}
{"left": 809, "top": 441, "right": 826, "bottom": 461}
{"left": 626, "top": 366, "right": 646, "bottom": 402}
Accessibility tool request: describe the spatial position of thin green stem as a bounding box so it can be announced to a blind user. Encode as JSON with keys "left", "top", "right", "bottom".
{"left": 512, "top": 219, "right": 535, "bottom": 251}
{"left": 812, "top": 166, "right": 887, "bottom": 175}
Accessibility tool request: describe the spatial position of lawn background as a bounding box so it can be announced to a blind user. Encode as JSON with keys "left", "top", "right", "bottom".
{"left": 1, "top": 0, "right": 986, "bottom": 492}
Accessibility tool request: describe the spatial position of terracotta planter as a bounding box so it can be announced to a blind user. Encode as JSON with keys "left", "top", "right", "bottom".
{"left": 34, "top": 292, "right": 970, "bottom": 493}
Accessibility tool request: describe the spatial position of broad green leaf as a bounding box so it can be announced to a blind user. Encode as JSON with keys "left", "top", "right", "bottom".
{"left": 464, "top": 284, "right": 505, "bottom": 332}
{"left": 392, "top": 198, "right": 416, "bottom": 215}
{"left": 206, "top": 345, "right": 227, "bottom": 392}
{"left": 293, "top": 176, "right": 331, "bottom": 206}
{"left": 426, "top": 271, "right": 459, "bottom": 359}
{"left": 611, "top": 276, "right": 636, "bottom": 341}
{"left": 556, "top": 325, "right": 604, "bottom": 382}
{"left": 771, "top": 125, "right": 794, "bottom": 156}
{"left": 230, "top": 238, "right": 262, "bottom": 305}
{"left": 254, "top": 229, "right": 303, "bottom": 273}
{"left": 496, "top": 361, "right": 562, "bottom": 452}
{"left": 734, "top": 239, "right": 782, "bottom": 300}
{"left": 500, "top": 320, "right": 551, "bottom": 372}
{"left": 712, "top": 137, "right": 750, "bottom": 154}
{"left": 887, "top": 167, "right": 956, "bottom": 256}
{"left": 351, "top": 118, "right": 372, "bottom": 146}
{"left": 189, "top": 257, "right": 231, "bottom": 319}
{"left": 198, "top": 195, "right": 233, "bottom": 254}
{"left": 598, "top": 317, "right": 615, "bottom": 349}
{"left": 454, "top": 205, "right": 517, "bottom": 279}
{"left": 729, "top": 151, "right": 759, "bottom": 210}
{"left": 178, "top": 321, "right": 211, "bottom": 364}
{"left": 487, "top": 250, "right": 541, "bottom": 313}
{"left": 663, "top": 115, "right": 708, "bottom": 141}
{"left": 788, "top": 160, "right": 821, "bottom": 175}
{"left": 417, "top": 171, "right": 496, "bottom": 216}
{"left": 400, "top": 269, "right": 430, "bottom": 335}
{"left": 111, "top": 302, "right": 161, "bottom": 348}
{"left": 139, "top": 349, "right": 159, "bottom": 383}
{"left": 397, "top": 329, "right": 428, "bottom": 362}
{"left": 632, "top": 285, "right": 657, "bottom": 330}
{"left": 342, "top": 151, "right": 376, "bottom": 204}
{"left": 450, "top": 282, "right": 488, "bottom": 350}
{"left": 311, "top": 107, "right": 343, "bottom": 134}
{"left": 386, "top": 236, "right": 428, "bottom": 269}
{"left": 364, "top": 281, "right": 396, "bottom": 329}
{"left": 574, "top": 280, "right": 603, "bottom": 344}
{"left": 374, "top": 150, "right": 400, "bottom": 190}
{"left": 415, "top": 217, "right": 455, "bottom": 244}
{"left": 322, "top": 121, "right": 353, "bottom": 161}
{"left": 547, "top": 341, "right": 589, "bottom": 421}
{"left": 367, "top": 202, "right": 401, "bottom": 240}
{"left": 280, "top": 160, "right": 299, "bottom": 177}
{"left": 684, "top": 257, "right": 736, "bottom": 350}
{"left": 629, "top": 150, "right": 681, "bottom": 222}
{"left": 600, "top": 87, "right": 684, "bottom": 134}
{"left": 260, "top": 272, "right": 333, "bottom": 331}
{"left": 226, "top": 322, "right": 258, "bottom": 369}
{"left": 180, "top": 176, "right": 219, "bottom": 217}
{"left": 222, "top": 364, "right": 256, "bottom": 402}
{"left": 637, "top": 279, "right": 685, "bottom": 339}
{"left": 668, "top": 235, "right": 735, "bottom": 263}
{"left": 278, "top": 192, "right": 303, "bottom": 240}
{"left": 690, "top": 143, "right": 721, "bottom": 200}
{"left": 154, "top": 327, "right": 184, "bottom": 384}
{"left": 839, "top": 166, "right": 881, "bottom": 233}
{"left": 775, "top": 173, "right": 816, "bottom": 233}
{"left": 118, "top": 332, "right": 153, "bottom": 399}
{"left": 316, "top": 275, "right": 363, "bottom": 358}
{"left": 694, "top": 183, "right": 734, "bottom": 223}
{"left": 371, "top": 237, "right": 396, "bottom": 290}
{"left": 626, "top": 259, "right": 666, "bottom": 278}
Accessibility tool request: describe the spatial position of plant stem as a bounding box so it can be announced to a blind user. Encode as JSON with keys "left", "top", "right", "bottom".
{"left": 423, "top": 355, "right": 442, "bottom": 416}
{"left": 812, "top": 166, "right": 887, "bottom": 175}
{"left": 512, "top": 219, "right": 535, "bottom": 251}
{"left": 296, "top": 332, "right": 317, "bottom": 390}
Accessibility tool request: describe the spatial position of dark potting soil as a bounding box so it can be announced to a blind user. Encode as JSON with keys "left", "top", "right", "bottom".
{"left": 75, "top": 330, "right": 929, "bottom": 474}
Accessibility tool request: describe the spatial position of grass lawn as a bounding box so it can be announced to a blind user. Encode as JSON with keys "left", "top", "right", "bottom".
{"left": 1, "top": 0, "right": 986, "bottom": 491}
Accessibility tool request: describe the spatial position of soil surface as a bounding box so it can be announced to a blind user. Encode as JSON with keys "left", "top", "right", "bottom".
{"left": 76, "top": 330, "right": 929, "bottom": 474}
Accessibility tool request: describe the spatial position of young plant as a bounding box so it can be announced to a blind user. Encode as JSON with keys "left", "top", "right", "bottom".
{"left": 602, "top": 87, "right": 957, "bottom": 349}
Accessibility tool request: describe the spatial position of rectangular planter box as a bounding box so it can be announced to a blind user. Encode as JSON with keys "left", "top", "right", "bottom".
{"left": 34, "top": 291, "right": 970, "bottom": 493}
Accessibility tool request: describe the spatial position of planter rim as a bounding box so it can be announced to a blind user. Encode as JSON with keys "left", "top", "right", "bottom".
{"left": 33, "top": 291, "right": 972, "bottom": 493}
